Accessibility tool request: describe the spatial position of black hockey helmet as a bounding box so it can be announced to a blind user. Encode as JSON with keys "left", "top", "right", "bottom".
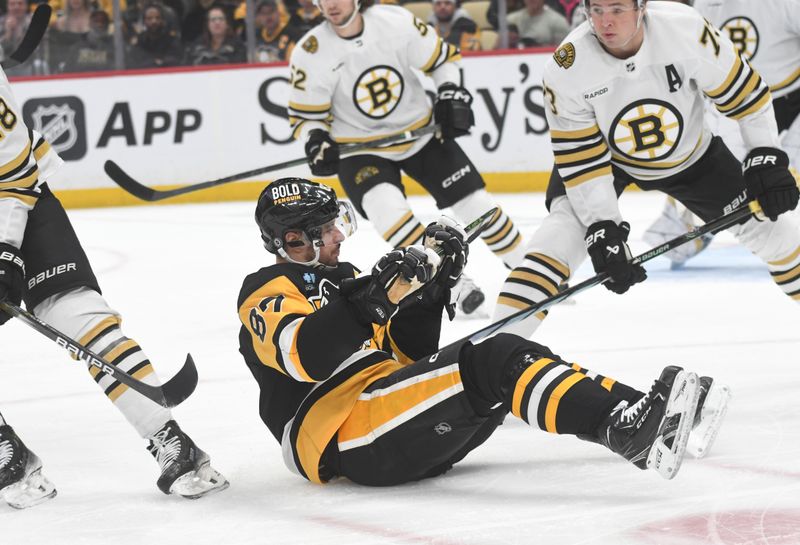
{"left": 255, "top": 177, "right": 356, "bottom": 258}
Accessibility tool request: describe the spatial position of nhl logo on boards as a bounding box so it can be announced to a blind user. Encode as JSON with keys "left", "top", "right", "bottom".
{"left": 302, "top": 36, "right": 318, "bottom": 54}
{"left": 22, "top": 96, "right": 87, "bottom": 161}
{"left": 553, "top": 43, "right": 575, "bottom": 69}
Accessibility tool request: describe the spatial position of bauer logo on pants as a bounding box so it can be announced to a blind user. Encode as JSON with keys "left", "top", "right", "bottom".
{"left": 22, "top": 96, "right": 87, "bottom": 161}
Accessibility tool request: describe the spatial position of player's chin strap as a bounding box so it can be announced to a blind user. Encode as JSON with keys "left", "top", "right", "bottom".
{"left": 333, "top": 0, "right": 361, "bottom": 29}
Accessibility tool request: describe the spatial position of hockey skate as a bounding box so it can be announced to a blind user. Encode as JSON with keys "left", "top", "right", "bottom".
{"left": 455, "top": 274, "right": 486, "bottom": 317}
{"left": 598, "top": 366, "right": 699, "bottom": 479}
{"left": 147, "top": 420, "right": 229, "bottom": 499}
{"left": 0, "top": 425, "right": 57, "bottom": 509}
{"left": 643, "top": 198, "right": 713, "bottom": 269}
{"left": 687, "top": 376, "right": 731, "bottom": 459}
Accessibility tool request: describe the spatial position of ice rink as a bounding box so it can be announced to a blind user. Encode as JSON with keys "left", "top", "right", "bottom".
{"left": 1, "top": 191, "right": 798, "bottom": 545}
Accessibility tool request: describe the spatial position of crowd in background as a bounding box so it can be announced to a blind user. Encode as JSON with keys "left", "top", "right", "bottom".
{"left": 0, "top": 0, "right": 593, "bottom": 75}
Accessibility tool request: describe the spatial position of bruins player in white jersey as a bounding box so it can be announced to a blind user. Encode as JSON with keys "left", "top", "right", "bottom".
{"left": 287, "top": 0, "right": 527, "bottom": 315}
{"left": 237, "top": 177, "right": 728, "bottom": 486}
{"left": 644, "top": 0, "right": 800, "bottom": 267}
{"left": 0, "top": 70, "right": 228, "bottom": 508}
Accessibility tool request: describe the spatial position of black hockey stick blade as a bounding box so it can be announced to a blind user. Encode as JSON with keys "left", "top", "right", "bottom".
{"left": 438, "top": 202, "right": 758, "bottom": 351}
{"left": 464, "top": 207, "right": 499, "bottom": 243}
{"left": 105, "top": 124, "right": 441, "bottom": 202}
{"left": 1, "top": 4, "right": 51, "bottom": 68}
{"left": 0, "top": 301, "right": 198, "bottom": 408}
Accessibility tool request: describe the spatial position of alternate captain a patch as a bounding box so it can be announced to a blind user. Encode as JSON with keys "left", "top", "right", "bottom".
{"left": 554, "top": 43, "right": 575, "bottom": 69}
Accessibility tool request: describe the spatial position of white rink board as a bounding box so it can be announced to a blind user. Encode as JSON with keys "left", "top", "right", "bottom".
{"left": 10, "top": 52, "right": 553, "bottom": 192}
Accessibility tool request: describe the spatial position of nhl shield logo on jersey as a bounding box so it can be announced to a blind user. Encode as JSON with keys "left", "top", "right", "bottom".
{"left": 553, "top": 43, "right": 575, "bottom": 70}
{"left": 301, "top": 35, "right": 318, "bottom": 54}
{"left": 720, "top": 16, "right": 759, "bottom": 60}
{"left": 609, "top": 99, "right": 684, "bottom": 164}
{"left": 353, "top": 65, "right": 404, "bottom": 119}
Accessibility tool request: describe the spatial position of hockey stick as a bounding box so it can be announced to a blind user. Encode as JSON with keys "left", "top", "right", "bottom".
{"left": 0, "top": 4, "right": 51, "bottom": 69}
{"left": 438, "top": 201, "right": 761, "bottom": 350}
{"left": 104, "top": 124, "right": 442, "bottom": 202}
{"left": 0, "top": 301, "right": 198, "bottom": 408}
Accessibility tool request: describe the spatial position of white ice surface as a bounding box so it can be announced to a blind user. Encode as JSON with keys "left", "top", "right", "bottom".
{"left": 1, "top": 192, "right": 799, "bottom": 545}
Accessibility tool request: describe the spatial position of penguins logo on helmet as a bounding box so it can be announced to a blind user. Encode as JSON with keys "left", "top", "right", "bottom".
{"left": 255, "top": 178, "right": 357, "bottom": 267}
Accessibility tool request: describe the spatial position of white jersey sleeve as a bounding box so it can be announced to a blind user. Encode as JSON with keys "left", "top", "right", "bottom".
{"left": 405, "top": 14, "right": 462, "bottom": 88}
{"left": 287, "top": 35, "right": 336, "bottom": 143}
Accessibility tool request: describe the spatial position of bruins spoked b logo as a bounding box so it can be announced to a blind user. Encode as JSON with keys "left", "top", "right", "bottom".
{"left": 353, "top": 65, "right": 404, "bottom": 119}
{"left": 721, "top": 16, "right": 759, "bottom": 60}
{"left": 609, "top": 99, "right": 683, "bottom": 163}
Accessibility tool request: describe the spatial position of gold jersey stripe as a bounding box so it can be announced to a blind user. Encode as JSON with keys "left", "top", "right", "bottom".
{"left": 770, "top": 66, "right": 800, "bottom": 93}
{"left": 563, "top": 165, "right": 612, "bottom": 188}
{"left": 493, "top": 233, "right": 523, "bottom": 255}
{"left": 511, "top": 358, "right": 554, "bottom": 420}
{"left": 611, "top": 134, "right": 703, "bottom": 170}
{"left": 508, "top": 270, "right": 558, "bottom": 295}
{"left": 550, "top": 125, "right": 601, "bottom": 140}
{"left": 421, "top": 38, "right": 444, "bottom": 73}
{"left": 107, "top": 363, "right": 155, "bottom": 402}
{"left": 337, "top": 369, "right": 461, "bottom": 443}
{"left": 103, "top": 339, "right": 139, "bottom": 364}
{"left": 716, "top": 71, "right": 761, "bottom": 113}
{"left": 600, "top": 377, "right": 616, "bottom": 392}
{"left": 729, "top": 90, "right": 772, "bottom": 120}
{"left": 768, "top": 245, "right": 800, "bottom": 267}
{"left": 0, "top": 140, "right": 31, "bottom": 178}
{"left": 33, "top": 141, "right": 51, "bottom": 161}
{"left": 553, "top": 141, "right": 609, "bottom": 166}
{"left": 397, "top": 224, "right": 426, "bottom": 247}
{"left": 497, "top": 294, "right": 531, "bottom": 311}
{"left": 288, "top": 101, "right": 332, "bottom": 113}
{"left": 336, "top": 114, "right": 432, "bottom": 144}
{"left": 706, "top": 54, "right": 743, "bottom": 99}
{"left": 0, "top": 190, "right": 37, "bottom": 206}
{"left": 0, "top": 167, "right": 38, "bottom": 190}
{"left": 383, "top": 211, "right": 414, "bottom": 241}
{"left": 525, "top": 252, "right": 571, "bottom": 278}
{"left": 544, "top": 372, "right": 586, "bottom": 433}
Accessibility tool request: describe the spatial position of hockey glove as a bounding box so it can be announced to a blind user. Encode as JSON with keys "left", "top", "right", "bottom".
{"left": 345, "top": 247, "right": 439, "bottom": 326}
{"left": 434, "top": 83, "right": 475, "bottom": 139}
{"left": 585, "top": 221, "right": 647, "bottom": 295}
{"left": 742, "top": 147, "right": 799, "bottom": 221}
{"left": 423, "top": 217, "right": 468, "bottom": 320}
{"left": 305, "top": 129, "right": 340, "bottom": 177}
{"left": 0, "top": 243, "right": 24, "bottom": 325}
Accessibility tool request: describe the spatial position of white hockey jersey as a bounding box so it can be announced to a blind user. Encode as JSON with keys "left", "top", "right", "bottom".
{"left": 694, "top": 0, "right": 800, "bottom": 98}
{"left": 543, "top": 1, "right": 779, "bottom": 226}
{"left": 287, "top": 4, "right": 461, "bottom": 160}
{"left": 0, "top": 67, "right": 63, "bottom": 248}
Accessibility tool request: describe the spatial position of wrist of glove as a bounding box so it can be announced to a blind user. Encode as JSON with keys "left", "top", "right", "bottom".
{"left": 0, "top": 242, "right": 25, "bottom": 325}
{"left": 423, "top": 216, "right": 468, "bottom": 290}
{"left": 433, "top": 83, "right": 475, "bottom": 139}
{"left": 585, "top": 221, "right": 646, "bottom": 295}
{"left": 345, "top": 246, "right": 439, "bottom": 326}
{"left": 305, "top": 129, "right": 340, "bottom": 177}
{"left": 742, "top": 147, "right": 799, "bottom": 221}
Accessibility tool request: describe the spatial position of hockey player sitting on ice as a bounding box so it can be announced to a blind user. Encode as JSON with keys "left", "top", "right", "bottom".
{"left": 0, "top": 68, "right": 228, "bottom": 509}
{"left": 287, "top": 0, "right": 528, "bottom": 316}
{"left": 643, "top": 0, "right": 800, "bottom": 268}
{"left": 493, "top": 0, "right": 797, "bottom": 421}
{"left": 236, "top": 177, "right": 726, "bottom": 486}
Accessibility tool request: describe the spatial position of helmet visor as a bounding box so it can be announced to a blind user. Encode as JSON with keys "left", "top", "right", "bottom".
{"left": 307, "top": 200, "right": 358, "bottom": 248}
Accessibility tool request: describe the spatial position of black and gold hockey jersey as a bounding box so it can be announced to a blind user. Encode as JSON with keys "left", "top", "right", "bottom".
{"left": 237, "top": 260, "right": 444, "bottom": 483}
{"left": 543, "top": 1, "right": 780, "bottom": 227}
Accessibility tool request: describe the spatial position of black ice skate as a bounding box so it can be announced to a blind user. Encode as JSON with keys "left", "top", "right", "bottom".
{"left": 455, "top": 275, "right": 486, "bottom": 316}
{"left": 147, "top": 420, "right": 229, "bottom": 499}
{"left": 598, "top": 366, "right": 699, "bottom": 480}
{"left": 687, "top": 376, "right": 731, "bottom": 459}
{"left": 0, "top": 425, "right": 57, "bottom": 509}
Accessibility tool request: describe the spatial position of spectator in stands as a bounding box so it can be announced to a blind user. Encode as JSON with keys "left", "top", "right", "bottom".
{"left": 182, "top": 0, "right": 217, "bottom": 43}
{"left": 0, "top": 0, "right": 31, "bottom": 57}
{"left": 254, "top": 0, "right": 301, "bottom": 62}
{"left": 506, "top": 0, "right": 569, "bottom": 46}
{"left": 486, "top": 0, "right": 523, "bottom": 30}
{"left": 428, "top": 0, "right": 481, "bottom": 52}
{"left": 545, "top": 0, "right": 580, "bottom": 24}
{"left": 60, "top": 9, "right": 116, "bottom": 72}
{"left": 185, "top": 5, "right": 246, "bottom": 65}
{"left": 124, "top": 0, "right": 182, "bottom": 41}
{"left": 55, "top": 0, "right": 92, "bottom": 34}
{"left": 289, "top": 0, "right": 323, "bottom": 35}
{"left": 127, "top": 3, "right": 184, "bottom": 68}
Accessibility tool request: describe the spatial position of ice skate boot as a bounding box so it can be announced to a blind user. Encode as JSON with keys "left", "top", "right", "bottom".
{"left": 643, "top": 198, "right": 713, "bottom": 269}
{"left": 0, "top": 425, "right": 57, "bottom": 509}
{"left": 147, "top": 420, "right": 229, "bottom": 499}
{"left": 687, "top": 376, "right": 731, "bottom": 459}
{"left": 598, "top": 366, "right": 699, "bottom": 479}
{"left": 455, "top": 274, "right": 486, "bottom": 316}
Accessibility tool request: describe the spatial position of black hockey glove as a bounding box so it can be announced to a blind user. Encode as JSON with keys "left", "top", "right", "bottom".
{"left": 305, "top": 129, "right": 340, "bottom": 177}
{"left": 434, "top": 83, "right": 475, "bottom": 139}
{"left": 423, "top": 218, "right": 468, "bottom": 320}
{"left": 345, "top": 247, "right": 437, "bottom": 326}
{"left": 585, "top": 221, "right": 646, "bottom": 295}
{"left": 0, "top": 243, "right": 24, "bottom": 325}
{"left": 742, "top": 147, "right": 799, "bottom": 221}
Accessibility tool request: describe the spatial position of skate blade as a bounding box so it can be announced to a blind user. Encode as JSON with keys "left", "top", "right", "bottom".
{"left": 169, "top": 462, "right": 230, "bottom": 499}
{"left": 2, "top": 468, "right": 57, "bottom": 509}
{"left": 688, "top": 384, "right": 731, "bottom": 459}
{"left": 647, "top": 371, "right": 700, "bottom": 480}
